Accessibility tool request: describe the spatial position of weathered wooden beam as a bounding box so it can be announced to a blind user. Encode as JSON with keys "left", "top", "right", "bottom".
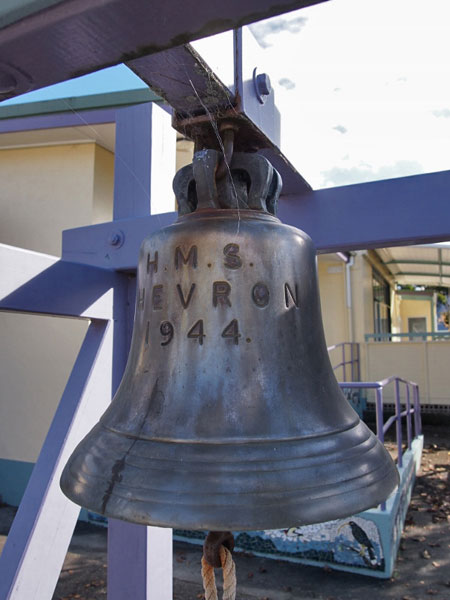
{"left": 128, "top": 41, "right": 311, "bottom": 195}
{"left": 0, "top": 0, "right": 327, "bottom": 101}
{"left": 128, "top": 45, "right": 233, "bottom": 120}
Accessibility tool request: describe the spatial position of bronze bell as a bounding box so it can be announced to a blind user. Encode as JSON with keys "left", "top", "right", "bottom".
{"left": 61, "top": 150, "right": 399, "bottom": 531}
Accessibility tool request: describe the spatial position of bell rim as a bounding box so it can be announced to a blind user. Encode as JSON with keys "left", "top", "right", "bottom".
{"left": 60, "top": 419, "right": 399, "bottom": 531}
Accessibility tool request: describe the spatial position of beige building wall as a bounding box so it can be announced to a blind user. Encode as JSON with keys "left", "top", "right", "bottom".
{"left": 317, "top": 257, "right": 348, "bottom": 348}
{"left": 0, "top": 313, "right": 88, "bottom": 462}
{"left": 366, "top": 341, "right": 450, "bottom": 405}
{"left": 316, "top": 252, "right": 382, "bottom": 382}
{"left": 0, "top": 142, "right": 113, "bottom": 463}
{"left": 0, "top": 143, "right": 113, "bottom": 256}
{"left": 92, "top": 144, "right": 115, "bottom": 225}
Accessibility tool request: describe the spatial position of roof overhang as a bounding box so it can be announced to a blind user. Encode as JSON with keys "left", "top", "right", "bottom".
{"left": 376, "top": 244, "right": 450, "bottom": 288}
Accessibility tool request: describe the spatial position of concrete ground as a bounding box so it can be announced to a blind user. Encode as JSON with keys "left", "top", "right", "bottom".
{"left": 1, "top": 424, "right": 449, "bottom": 600}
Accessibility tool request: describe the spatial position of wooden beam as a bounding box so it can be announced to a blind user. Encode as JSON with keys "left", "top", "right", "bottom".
{"left": 0, "top": 0, "right": 327, "bottom": 101}
{"left": 128, "top": 42, "right": 311, "bottom": 195}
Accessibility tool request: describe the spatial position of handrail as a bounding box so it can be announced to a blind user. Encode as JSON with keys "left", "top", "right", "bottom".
{"left": 340, "top": 375, "right": 421, "bottom": 457}
{"left": 327, "top": 342, "right": 360, "bottom": 382}
{"left": 339, "top": 375, "right": 422, "bottom": 510}
{"left": 365, "top": 331, "right": 450, "bottom": 342}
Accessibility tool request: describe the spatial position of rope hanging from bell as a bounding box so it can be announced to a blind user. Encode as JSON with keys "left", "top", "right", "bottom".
{"left": 201, "top": 531, "right": 236, "bottom": 600}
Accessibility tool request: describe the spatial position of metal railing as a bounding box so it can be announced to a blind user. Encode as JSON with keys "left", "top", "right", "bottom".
{"left": 339, "top": 376, "right": 421, "bottom": 510}
{"left": 339, "top": 376, "right": 421, "bottom": 469}
{"left": 327, "top": 342, "right": 360, "bottom": 382}
{"left": 365, "top": 331, "right": 450, "bottom": 342}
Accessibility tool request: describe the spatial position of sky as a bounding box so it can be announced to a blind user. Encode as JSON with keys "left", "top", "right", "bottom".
{"left": 248, "top": 0, "right": 450, "bottom": 188}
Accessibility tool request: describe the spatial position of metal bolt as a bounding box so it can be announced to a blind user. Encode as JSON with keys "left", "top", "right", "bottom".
{"left": 253, "top": 69, "right": 272, "bottom": 105}
{"left": 108, "top": 230, "right": 124, "bottom": 247}
{"left": 256, "top": 73, "right": 272, "bottom": 96}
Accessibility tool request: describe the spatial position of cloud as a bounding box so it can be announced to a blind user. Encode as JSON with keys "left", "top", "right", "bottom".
{"left": 333, "top": 125, "right": 347, "bottom": 134}
{"left": 250, "top": 15, "right": 308, "bottom": 48}
{"left": 432, "top": 108, "right": 450, "bottom": 118}
{"left": 278, "top": 77, "right": 296, "bottom": 90}
{"left": 321, "top": 160, "right": 425, "bottom": 187}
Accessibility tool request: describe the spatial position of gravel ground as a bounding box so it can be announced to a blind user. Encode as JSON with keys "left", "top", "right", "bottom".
{"left": 1, "top": 424, "right": 449, "bottom": 600}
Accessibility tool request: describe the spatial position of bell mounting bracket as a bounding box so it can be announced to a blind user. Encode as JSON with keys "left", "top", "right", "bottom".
{"left": 173, "top": 148, "right": 282, "bottom": 216}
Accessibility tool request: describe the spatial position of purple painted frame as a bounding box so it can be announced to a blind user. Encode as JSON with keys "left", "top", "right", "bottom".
{"left": 0, "top": 108, "right": 117, "bottom": 133}
{"left": 62, "top": 168, "right": 450, "bottom": 271}
{"left": 328, "top": 342, "right": 360, "bottom": 382}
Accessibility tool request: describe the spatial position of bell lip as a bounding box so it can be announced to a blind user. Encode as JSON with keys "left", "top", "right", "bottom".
{"left": 176, "top": 208, "right": 281, "bottom": 223}
{"left": 60, "top": 419, "right": 400, "bottom": 532}
{"left": 61, "top": 461, "right": 399, "bottom": 532}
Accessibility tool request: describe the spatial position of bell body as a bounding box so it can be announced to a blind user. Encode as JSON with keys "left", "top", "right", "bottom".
{"left": 61, "top": 209, "right": 398, "bottom": 530}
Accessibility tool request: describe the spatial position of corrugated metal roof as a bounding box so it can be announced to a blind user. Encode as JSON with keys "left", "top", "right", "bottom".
{"left": 376, "top": 244, "right": 450, "bottom": 287}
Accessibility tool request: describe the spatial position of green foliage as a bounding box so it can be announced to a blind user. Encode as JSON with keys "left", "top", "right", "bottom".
{"left": 437, "top": 291, "right": 448, "bottom": 306}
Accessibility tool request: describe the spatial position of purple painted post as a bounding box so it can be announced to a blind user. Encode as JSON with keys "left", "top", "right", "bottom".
{"left": 356, "top": 343, "right": 361, "bottom": 382}
{"left": 413, "top": 385, "right": 422, "bottom": 437}
{"left": 375, "top": 387, "right": 384, "bottom": 444}
{"left": 405, "top": 385, "right": 412, "bottom": 450}
{"left": 113, "top": 103, "right": 152, "bottom": 219}
{"left": 342, "top": 343, "right": 346, "bottom": 381}
{"left": 108, "top": 521, "right": 149, "bottom": 598}
{"left": 350, "top": 343, "right": 354, "bottom": 382}
{"left": 373, "top": 387, "right": 388, "bottom": 511}
{"left": 394, "top": 379, "right": 403, "bottom": 468}
{"left": 107, "top": 102, "right": 173, "bottom": 600}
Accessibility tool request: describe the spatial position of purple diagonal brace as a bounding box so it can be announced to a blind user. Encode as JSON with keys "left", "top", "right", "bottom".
{"left": 0, "top": 320, "right": 113, "bottom": 600}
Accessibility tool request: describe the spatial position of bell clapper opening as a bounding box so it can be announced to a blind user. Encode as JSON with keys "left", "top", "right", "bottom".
{"left": 201, "top": 531, "right": 236, "bottom": 600}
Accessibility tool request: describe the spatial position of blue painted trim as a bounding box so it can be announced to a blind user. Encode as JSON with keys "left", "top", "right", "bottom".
{"left": 0, "top": 108, "right": 117, "bottom": 133}
{"left": 0, "top": 90, "right": 159, "bottom": 120}
{"left": 365, "top": 332, "right": 450, "bottom": 342}
{"left": 0, "top": 458, "right": 34, "bottom": 507}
